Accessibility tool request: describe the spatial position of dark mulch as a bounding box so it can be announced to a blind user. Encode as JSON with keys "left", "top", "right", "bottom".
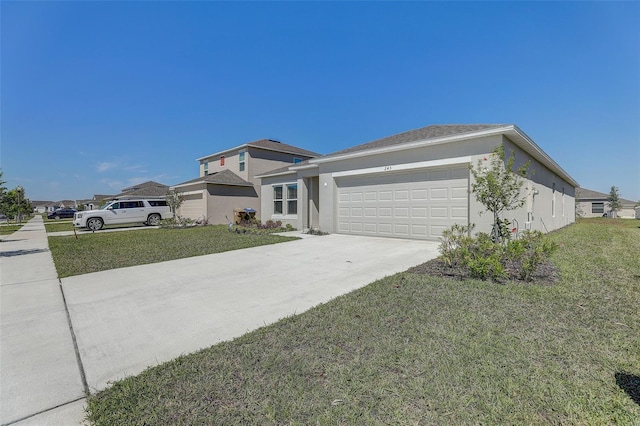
{"left": 408, "top": 257, "right": 559, "bottom": 285}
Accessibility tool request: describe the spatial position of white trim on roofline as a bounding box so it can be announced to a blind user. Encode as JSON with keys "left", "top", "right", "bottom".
{"left": 308, "top": 125, "right": 578, "bottom": 188}
{"left": 331, "top": 156, "right": 473, "bottom": 178}
{"left": 196, "top": 143, "right": 317, "bottom": 162}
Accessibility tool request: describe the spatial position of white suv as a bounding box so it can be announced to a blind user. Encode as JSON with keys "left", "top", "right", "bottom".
{"left": 73, "top": 199, "right": 172, "bottom": 231}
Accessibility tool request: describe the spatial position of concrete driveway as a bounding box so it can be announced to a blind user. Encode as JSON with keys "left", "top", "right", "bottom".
{"left": 2, "top": 217, "right": 439, "bottom": 425}
{"left": 62, "top": 233, "right": 439, "bottom": 393}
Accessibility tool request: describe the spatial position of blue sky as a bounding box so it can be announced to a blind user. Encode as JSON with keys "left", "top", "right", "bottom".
{"left": 2, "top": 1, "right": 639, "bottom": 202}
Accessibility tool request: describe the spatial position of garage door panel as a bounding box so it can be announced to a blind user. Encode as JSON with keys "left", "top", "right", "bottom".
{"left": 336, "top": 166, "right": 469, "bottom": 240}
{"left": 412, "top": 189, "right": 428, "bottom": 200}
{"left": 431, "top": 188, "right": 448, "bottom": 200}
{"left": 451, "top": 186, "right": 468, "bottom": 199}
{"left": 412, "top": 207, "right": 428, "bottom": 218}
{"left": 452, "top": 207, "right": 468, "bottom": 218}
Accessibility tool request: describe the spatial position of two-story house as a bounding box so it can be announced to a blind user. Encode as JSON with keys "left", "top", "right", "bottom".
{"left": 172, "top": 139, "right": 320, "bottom": 224}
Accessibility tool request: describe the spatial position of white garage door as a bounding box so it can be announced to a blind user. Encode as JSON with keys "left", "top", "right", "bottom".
{"left": 336, "top": 166, "right": 469, "bottom": 240}
{"left": 179, "top": 192, "right": 205, "bottom": 220}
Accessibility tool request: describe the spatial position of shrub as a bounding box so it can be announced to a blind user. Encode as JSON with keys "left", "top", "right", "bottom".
{"left": 515, "top": 231, "right": 558, "bottom": 281}
{"left": 438, "top": 225, "right": 557, "bottom": 283}
{"left": 466, "top": 232, "right": 507, "bottom": 281}
{"left": 439, "top": 224, "right": 475, "bottom": 268}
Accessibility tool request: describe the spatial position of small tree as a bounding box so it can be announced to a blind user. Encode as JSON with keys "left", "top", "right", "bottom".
{"left": 607, "top": 186, "right": 621, "bottom": 218}
{"left": 165, "top": 190, "right": 184, "bottom": 219}
{"left": 470, "top": 145, "right": 529, "bottom": 243}
{"left": 0, "top": 186, "right": 31, "bottom": 222}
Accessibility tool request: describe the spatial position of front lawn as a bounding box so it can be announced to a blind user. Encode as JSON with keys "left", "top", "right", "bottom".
{"left": 0, "top": 224, "right": 24, "bottom": 235}
{"left": 86, "top": 219, "right": 640, "bottom": 425}
{"left": 49, "top": 225, "right": 297, "bottom": 277}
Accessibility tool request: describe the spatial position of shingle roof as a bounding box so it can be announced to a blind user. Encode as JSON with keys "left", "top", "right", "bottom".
{"left": 325, "top": 124, "right": 507, "bottom": 157}
{"left": 116, "top": 181, "right": 169, "bottom": 198}
{"left": 246, "top": 139, "right": 321, "bottom": 157}
{"left": 576, "top": 188, "right": 636, "bottom": 205}
{"left": 173, "top": 169, "right": 253, "bottom": 188}
{"left": 198, "top": 139, "right": 321, "bottom": 161}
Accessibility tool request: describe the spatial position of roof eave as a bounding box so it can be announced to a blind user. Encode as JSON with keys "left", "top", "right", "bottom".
{"left": 504, "top": 125, "right": 579, "bottom": 188}
{"left": 197, "top": 143, "right": 319, "bottom": 162}
{"left": 309, "top": 126, "right": 512, "bottom": 165}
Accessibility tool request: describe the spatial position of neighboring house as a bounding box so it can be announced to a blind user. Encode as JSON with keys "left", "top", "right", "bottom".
{"left": 31, "top": 201, "right": 56, "bottom": 213}
{"left": 575, "top": 188, "right": 637, "bottom": 219}
{"left": 58, "top": 200, "right": 77, "bottom": 209}
{"left": 172, "top": 139, "right": 320, "bottom": 224}
{"left": 114, "top": 181, "right": 169, "bottom": 199}
{"left": 257, "top": 124, "right": 579, "bottom": 241}
{"left": 86, "top": 194, "right": 115, "bottom": 210}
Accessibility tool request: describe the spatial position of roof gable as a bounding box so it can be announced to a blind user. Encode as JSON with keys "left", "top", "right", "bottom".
{"left": 197, "top": 139, "right": 320, "bottom": 161}
{"left": 173, "top": 169, "right": 253, "bottom": 188}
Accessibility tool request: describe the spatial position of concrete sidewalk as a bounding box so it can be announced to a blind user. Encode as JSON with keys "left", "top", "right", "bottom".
{"left": 2, "top": 218, "right": 439, "bottom": 424}
{"left": 0, "top": 216, "right": 87, "bottom": 426}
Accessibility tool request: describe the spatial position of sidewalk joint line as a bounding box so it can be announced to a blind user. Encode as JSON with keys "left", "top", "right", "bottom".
{"left": 58, "top": 278, "right": 91, "bottom": 397}
{"left": 0, "top": 396, "right": 86, "bottom": 426}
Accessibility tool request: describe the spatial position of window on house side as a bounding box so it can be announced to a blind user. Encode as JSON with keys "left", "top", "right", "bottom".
{"left": 239, "top": 151, "right": 246, "bottom": 172}
{"left": 287, "top": 184, "right": 297, "bottom": 215}
{"left": 204, "top": 161, "right": 208, "bottom": 175}
{"left": 274, "top": 186, "right": 283, "bottom": 214}
{"left": 592, "top": 202, "right": 604, "bottom": 214}
{"left": 273, "top": 184, "right": 297, "bottom": 215}
{"left": 293, "top": 157, "right": 302, "bottom": 164}
{"left": 220, "top": 156, "right": 225, "bottom": 166}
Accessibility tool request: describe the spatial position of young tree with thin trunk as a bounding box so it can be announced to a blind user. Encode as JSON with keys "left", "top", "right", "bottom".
{"left": 470, "top": 145, "right": 530, "bottom": 243}
{"left": 607, "top": 186, "right": 621, "bottom": 218}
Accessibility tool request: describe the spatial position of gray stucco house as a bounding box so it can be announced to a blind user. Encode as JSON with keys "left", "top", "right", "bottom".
{"left": 257, "top": 124, "right": 579, "bottom": 241}
{"left": 172, "top": 139, "right": 320, "bottom": 224}
{"left": 575, "top": 188, "right": 637, "bottom": 219}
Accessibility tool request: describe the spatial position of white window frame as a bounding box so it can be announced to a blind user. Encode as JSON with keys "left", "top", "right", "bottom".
{"left": 239, "top": 151, "right": 246, "bottom": 172}
{"left": 272, "top": 183, "right": 298, "bottom": 217}
{"left": 203, "top": 161, "right": 209, "bottom": 176}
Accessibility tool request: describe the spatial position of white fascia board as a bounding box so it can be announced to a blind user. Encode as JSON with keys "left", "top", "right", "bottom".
{"left": 506, "top": 126, "right": 579, "bottom": 187}
{"left": 197, "top": 144, "right": 318, "bottom": 162}
{"left": 291, "top": 163, "right": 318, "bottom": 171}
{"left": 255, "top": 170, "right": 297, "bottom": 179}
{"left": 310, "top": 127, "right": 510, "bottom": 165}
{"left": 196, "top": 143, "right": 248, "bottom": 162}
{"left": 332, "top": 156, "right": 472, "bottom": 178}
{"left": 177, "top": 189, "right": 205, "bottom": 196}
{"left": 171, "top": 180, "right": 205, "bottom": 189}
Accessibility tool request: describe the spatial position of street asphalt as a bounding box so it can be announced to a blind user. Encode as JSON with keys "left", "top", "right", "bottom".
{"left": 1, "top": 216, "right": 439, "bottom": 425}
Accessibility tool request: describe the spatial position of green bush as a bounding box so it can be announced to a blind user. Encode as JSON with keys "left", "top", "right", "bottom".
{"left": 438, "top": 226, "right": 557, "bottom": 283}
{"left": 439, "top": 223, "right": 475, "bottom": 268}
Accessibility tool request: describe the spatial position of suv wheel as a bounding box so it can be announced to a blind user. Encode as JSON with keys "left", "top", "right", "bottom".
{"left": 87, "top": 218, "right": 103, "bottom": 231}
{"left": 147, "top": 213, "right": 161, "bottom": 226}
{"left": 55, "top": 215, "right": 60, "bottom": 220}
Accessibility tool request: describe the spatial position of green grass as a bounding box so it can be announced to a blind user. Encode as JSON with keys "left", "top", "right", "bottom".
{"left": 86, "top": 219, "right": 640, "bottom": 425}
{"left": 49, "top": 225, "right": 297, "bottom": 277}
{"left": 0, "top": 224, "right": 24, "bottom": 235}
{"left": 44, "top": 220, "right": 75, "bottom": 233}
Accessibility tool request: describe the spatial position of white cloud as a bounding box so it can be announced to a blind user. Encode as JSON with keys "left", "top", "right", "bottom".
{"left": 97, "top": 162, "right": 118, "bottom": 172}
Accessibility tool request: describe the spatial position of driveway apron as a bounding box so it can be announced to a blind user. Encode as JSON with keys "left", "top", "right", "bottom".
{"left": 0, "top": 216, "right": 86, "bottom": 426}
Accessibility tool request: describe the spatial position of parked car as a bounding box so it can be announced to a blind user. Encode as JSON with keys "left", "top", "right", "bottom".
{"left": 73, "top": 198, "right": 171, "bottom": 231}
{"left": 47, "top": 208, "right": 77, "bottom": 220}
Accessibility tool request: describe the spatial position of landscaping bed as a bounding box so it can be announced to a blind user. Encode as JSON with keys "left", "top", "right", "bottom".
{"left": 85, "top": 219, "right": 640, "bottom": 425}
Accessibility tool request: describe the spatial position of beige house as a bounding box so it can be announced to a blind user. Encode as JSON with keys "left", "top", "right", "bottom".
{"left": 575, "top": 188, "right": 637, "bottom": 219}
{"left": 258, "top": 124, "right": 579, "bottom": 241}
{"left": 172, "top": 139, "right": 319, "bottom": 224}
